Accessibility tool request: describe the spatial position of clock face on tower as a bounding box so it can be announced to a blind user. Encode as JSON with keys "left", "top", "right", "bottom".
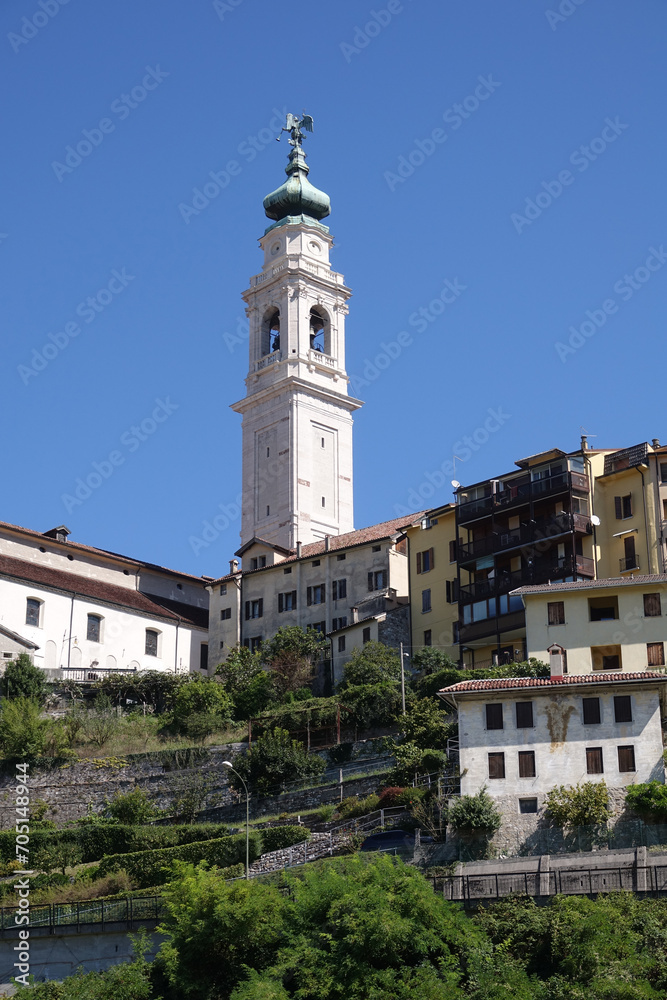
{"left": 308, "top": 240, "right": 322, "bottom": 255}
{"left": 270, "top": 242, "right": 281, "bottom": 256}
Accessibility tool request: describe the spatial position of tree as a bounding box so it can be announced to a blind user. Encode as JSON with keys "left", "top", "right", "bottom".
{"left": 217, "top": 646, "right": 275, "bottom": 720}
{"left": 401, "top": 697, "right": 456, "bottom": 750}
{"left": 625, "top": 781, "right": 667, "bottom": 821}
{"left": 171, "top": 677, "right": 233, "bottom": 740}
{"left": 411, "top": 648, "right": 459, "bottom": 675}
{"left": 82, "top": 692, "right": 120, "bottom": 749}
{"left": 261, "top": 625, "right": 328, "bottom": 665}
{"left": 338, "top": 640, "right": 401, "bottom": 688}
{"left": 545, "top": 781, "right": 610, "bottom": 828}
{"left": 448, "top": 789, "right": 502, "bottom": 836}
{"left": 0, "top": 698, "right": 49, "bottom": 758}
{"left": 231, "top": 727, "right": 326, "bottom": 793}
{"left": 2, "top": 653, "right": 46, "bottom": 702}
{"left": 267, "top": 649, "right": 314, "bottom": 699}
{"left": 103, "top": 787, "right": 162, "bottom": 825}
{"left": 34, "top": 841, "right": 82, "bottom": 876}
{"left": 387, "top": 742, "right": 446, "bottom": 786}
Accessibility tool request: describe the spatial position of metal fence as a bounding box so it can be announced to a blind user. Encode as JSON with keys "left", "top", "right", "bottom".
{"left": 434, "top": 863, "right": 667, "bottom": 905}
{"left": 0, "top": 895, "right": 164, "bottom": 932}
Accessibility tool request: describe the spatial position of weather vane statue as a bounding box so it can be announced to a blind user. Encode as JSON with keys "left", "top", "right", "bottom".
{"left": 277, "top": 112, "right": 314, "bottom": 147}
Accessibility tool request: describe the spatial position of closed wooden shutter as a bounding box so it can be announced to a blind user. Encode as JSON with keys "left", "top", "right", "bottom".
{"left": 516, "top": 702, "right": 534, "bottom": 728}
{"left": 614, "top": 496, "right": 623, "bottom": 519}
{"left": 307, "top": 587, "right": 312, "bottom": 606}
{"left": 618, "top": 745, "right": 636, "bottom": 772}
{"left": 548, "top": 601, "right": 565, "bottom": 625}
{"left": 614, "top": 696, "right": 632, "bottom": 723}
{"left": 416, "top": 552, "right": 422, "bottom": 574}
{"left": 488, "top": 752, "right": 505, "bottom": 779}
{"left": 368, "top": 572, "right": 374, "bottom": 591}
{"left": 485, "top": 704, "right": 503, "bottom": 730}
{"left": 291, "top": 590, "right": 297, "bottom": 609}
{"left": 586, "top": 747, "right": 604, "bottom": 774}
{"left": 647, "top": 642, "right": 665, "bottom": 666}
{"left": 518, "top": 751, "right": 536, "bottom": 778}
{"left": 449, "top": 540, "right": 457, "bottom": 562}
{"left": 582, "top": 697, "right": 601, "bottom": 725}
{"left": 428, "top": 547, "right": 435, "bottom": 569}
{"left": 244, "top": 601, "right": 250, "bottom": 621}
{"left": 278, "top": 593, "right": 284, "bottom": 613}
{"left": 644, "top": 593, "right": 661, "bottom": 617}
{"left": 258, "top": 599, "right": 263, "bottom": 618}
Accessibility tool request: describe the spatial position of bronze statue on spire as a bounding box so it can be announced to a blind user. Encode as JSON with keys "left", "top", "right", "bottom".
{"left": 277, "top": 113, "right": 314, "bottom": 147}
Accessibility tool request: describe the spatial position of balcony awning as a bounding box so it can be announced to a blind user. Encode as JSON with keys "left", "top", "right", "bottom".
{"left": 612, "top": 528, "right": 638, "bottom": 538}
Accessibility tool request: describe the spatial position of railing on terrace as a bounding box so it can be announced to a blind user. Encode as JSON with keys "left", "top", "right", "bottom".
{"left": 459, "top": 554, "right": 594, "bottom": 603}
{"left": 457, "top": 471, "right": 589, "bottom": 523}
{"left": 458, "top": 512, "right": 592, "bottom": 562}
{"left": 434, "top": 864, "right": 667, "bottom": 905}
{"left": 620, "top": 557, "right": 641, "bottom": 572}
{"left": 0, "top": 895, "right": 164, "bottom": 933}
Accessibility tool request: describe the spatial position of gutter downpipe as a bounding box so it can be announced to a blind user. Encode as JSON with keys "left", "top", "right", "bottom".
{"left": 583, "top": 449, "right": 599, "bottom": 579}
{"left": 638, "top": 466, "right": 652, "bottom": 574}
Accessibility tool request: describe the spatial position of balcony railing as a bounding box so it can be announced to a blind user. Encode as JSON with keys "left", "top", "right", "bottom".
{"left": 459, "top": 610, "right": 526, "bottom": 644}
{"left": 253, "top": 351, "right": 280, "bottom": 372}
{"left": 459, "top": 554, "right": 594, "bottom": 603}
{"left": 458, "top": 512, "right": 592, "bottom": 562}
{"left": 457, "top": 472, "right": 590, "bottom": 523}
{"left": 619, "top": 557, "right": 640, "bottom": 573}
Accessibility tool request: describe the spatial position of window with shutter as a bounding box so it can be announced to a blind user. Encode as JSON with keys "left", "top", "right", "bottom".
{"left": 644, "top": 593, "right": 661, "bottom": 617}
{"left": 422, "top": 589, "right": 431, "bottom": 613}
{"left": 362, "top": 627, "right": 371, "bottom": 643}
{"left": 547, "top": 601, "right": 565, "bottom": 625}
{"left": 516, "top": 702, "right": 534, "bottom": 728}
{"left": 614, "top": 696, "right": 632, "bottom": 723}
{"left": 368, "top": 572, "right": 374, "bottom": 591}
{"left": 416, "top": 552, "right": 422, "bottom": 574}
{"left": 244, "top": 601, "right": 250, "bottom": 621}
{"left": 647, "top": 642, "right": 665, "bottom": 666}
{"left": 278, "top": 593, "right": 284, "bottom": 613}
{"left": 623, "top": 494, "right": 632, "bottom": 518}
{"left": 446, "top": 580, "right": 451, "bottom": 603}
{"left": 220, "top": 608, "right": 231, "bottom": 620}
{"left": 618, "top": 745, "right": 636, "bottom": 772}
{"left": 615, "top": 494, "right": 633, "bottom": 519}
{"left": 488, "top": 752, "right": 505, "bottom": 779}
{"left": 333, "top": 579, "right": 347, "bottom": 600}
{"left": 449, "top": 540, "right": 457, "bottom": 563}
{"left": 582, "top": 697, "right": 601, "bottom": 725}
{"left": 307, "top": 587, "right": 312, "bottom": 606}
{"left": 586, "top": 747, "right": 604, "bottom": 774}
{"left": 661, "top": 462, "right": 667, "bottom": 484}
{"left": 614, "top": 496, "right": 622, "bottom": 519}
{"left": 518, "top": 751, "right": 536, "bottom": 778}
{"left": 423, "top": 630, "right": 432, "bottom": 646}
{"left": 338, "top": 636, "right": 346, "bottom": 652}
{"left": 485, "top": 704, "right": 503, "bottom": 730}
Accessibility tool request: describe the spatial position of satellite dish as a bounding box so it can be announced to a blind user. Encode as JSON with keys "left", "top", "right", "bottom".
{"left": 591, "top": 515, "right": 601, "bottom": 526}
{"left": 451, "top": 480, "right": 461, "bottom": 489}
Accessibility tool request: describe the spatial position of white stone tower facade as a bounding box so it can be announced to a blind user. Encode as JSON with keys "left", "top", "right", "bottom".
{"left": 232, "top": 117, "right": 362, "bottom": 551}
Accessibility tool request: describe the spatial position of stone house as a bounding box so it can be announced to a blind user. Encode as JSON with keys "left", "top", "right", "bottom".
{"left": 438, "top": 670, "right": 667, "bottom": 822}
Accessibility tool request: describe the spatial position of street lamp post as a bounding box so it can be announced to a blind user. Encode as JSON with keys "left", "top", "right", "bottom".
{"left": 222, "top": 761, "right": 249, "bottom": 879}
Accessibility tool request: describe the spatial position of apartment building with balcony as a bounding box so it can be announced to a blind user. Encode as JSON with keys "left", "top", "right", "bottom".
{"left": 432, "top": 437, "right": 667, "bottom": 669}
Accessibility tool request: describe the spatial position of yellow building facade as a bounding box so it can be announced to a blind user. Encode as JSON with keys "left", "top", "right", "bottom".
{"left": 404, "top": 505, "right": 459, "bottom": 660}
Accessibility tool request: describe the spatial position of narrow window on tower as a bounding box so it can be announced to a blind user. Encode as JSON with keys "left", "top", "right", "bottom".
{"left": 266, "top": 506, "right": 270, "bottom": 516}
{"left": 322, "top": 497, "right": 326, "bottom": 508}
{"left": 321, "top": 437, "right": 325, "bottom": 448}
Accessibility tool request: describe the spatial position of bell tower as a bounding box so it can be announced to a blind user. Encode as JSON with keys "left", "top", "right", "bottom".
{"left": 232, "top": 115, "right": 363, "bottom": 551}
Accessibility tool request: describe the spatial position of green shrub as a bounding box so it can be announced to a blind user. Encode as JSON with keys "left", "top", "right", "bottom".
{"left": 231, "top": 727, "right": 326, "bottom": 793}
{"left": 377, "top": 786, "right": 408, "bottom": 808}
{"left": 260, "top": 825, "right": 309, "bottom": 853}
{"left": 103, "top": 787, "right": 162, "bottom": 825}
{"left": 386, "top": 742, "right": 446, "bottom": 786}
{"left": 447, "top": 789, "right": 502, "bottom": 835}
{"left": 625, "top": 781, "right": 667, "bottom": 820}
{"left": 545, "top": 781, "right": 610, "bottom": 828}
{"left": 0, "top": 698, "right": 50, "bottom": 758}
{"left": 97, "top": 832, "right": 262, "bottom": 888}
{"left": 336, "top": 794, "right": 380, "bottom": 819}
{"left": 2, "top": 653, "right": 46, "bottom": 702}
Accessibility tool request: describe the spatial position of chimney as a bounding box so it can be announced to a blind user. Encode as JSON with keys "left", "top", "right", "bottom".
{"left": 43, "top": 525, "right": 71, "bottom": 543}
{"left": 229, "top": 559, "right": 239, "bottom": 574}
{"left": 351, "top": 605, "right": 359, "bottom": 624}
{"left": 296, "top": 541, "right": 302, "bottom": 558}
{"left": 324, "top": 536, "right": 330, "bottom": 552}
{"left": 548, "top": 643, "right": 566, "bottom": 679}
{"left": 581, "top": 435, "right": 588, "bottom": 451}
{"left": 652, "top": 438, "right": 661, "bottom": 449}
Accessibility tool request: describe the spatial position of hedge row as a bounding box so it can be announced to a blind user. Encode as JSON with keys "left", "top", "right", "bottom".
{"left": 97, "top": 833, "right": 263, "bottom": 888}
{"left": 0, "top": 823, "right": 231, "bottom": 865}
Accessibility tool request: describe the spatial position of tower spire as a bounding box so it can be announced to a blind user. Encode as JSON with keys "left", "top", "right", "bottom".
{"left": 263, "top": 113, "right": 330, "bottom": 228}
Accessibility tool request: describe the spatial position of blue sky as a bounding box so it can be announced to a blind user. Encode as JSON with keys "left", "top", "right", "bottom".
{"left": 2, "top": 0, "right": 665, "bottom": 577}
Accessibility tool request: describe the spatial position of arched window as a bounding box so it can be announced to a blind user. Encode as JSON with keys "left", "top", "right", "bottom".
{"left": 145, "top": 629, "right": 160, "bottom": 657}
{"left": 261, "top": 308, "right": 280, "bottom": 357}
{"left": 87, "top": 614, "right": 103, "bottom": 643}
{"left": 25, "top": 598, "right": 43, "bottom": 628}
{"left": 309, "top": 307, "right": 330, "bottom": 355}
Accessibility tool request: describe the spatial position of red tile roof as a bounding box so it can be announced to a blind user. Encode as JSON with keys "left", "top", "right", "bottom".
{"left": 513, "top": 575, "right": 667, "bottom": 596}
{"left": 210, "top": 513, "right": 427, "bottom": 584}
{"left": 439, "top": 671, "right": 667, "bottom": 695}
{"left": 0, "top": 520, "right": 207, "bottom": 583}
{"left": 0, "top": 554, "right": 206, "bottom": 628}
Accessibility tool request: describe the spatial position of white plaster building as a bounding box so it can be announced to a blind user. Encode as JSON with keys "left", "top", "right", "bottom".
{"left": 439, "top": 671, "right": 667, "bottom": 818}
{"left": 516, "top": 575, "right": 667, "bottom": 674}
{"left": 0, "top": 521, "right": 209, "bottom": 678}
{"left": 232, "top": 119, "right": 362, "bottom": 551}
{"left": 207, "top": 514, "right": 418, "bottom": 685}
